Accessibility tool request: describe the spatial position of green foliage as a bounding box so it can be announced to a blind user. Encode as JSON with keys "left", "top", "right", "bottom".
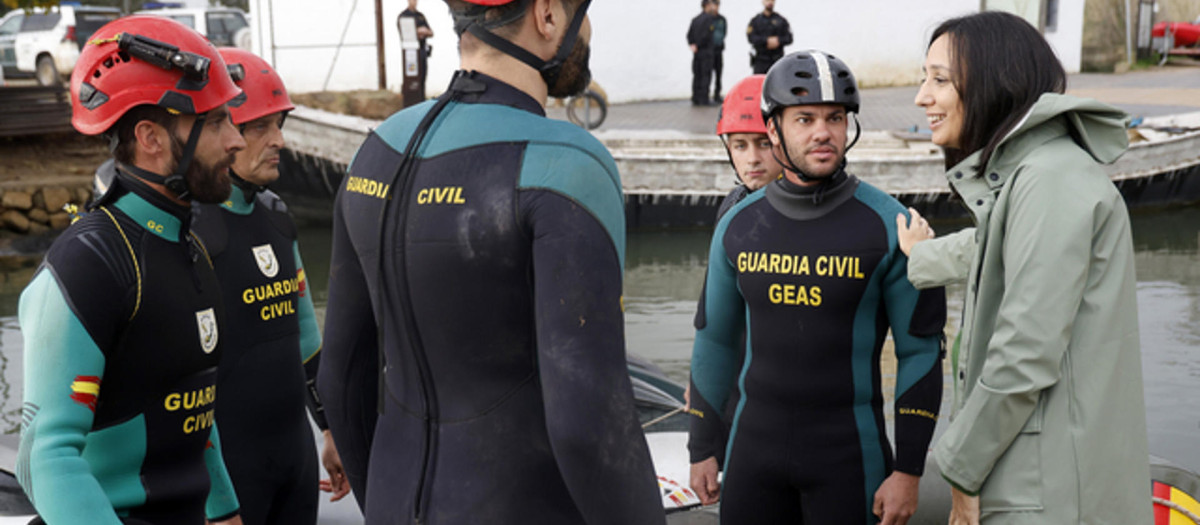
{"left": 2, "top": 0, "right": 61, "bottom": 10}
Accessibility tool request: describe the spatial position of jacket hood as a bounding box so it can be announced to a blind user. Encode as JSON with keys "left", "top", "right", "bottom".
{"left": 1000, "top": 93, "right": 1130, "bottom": 165}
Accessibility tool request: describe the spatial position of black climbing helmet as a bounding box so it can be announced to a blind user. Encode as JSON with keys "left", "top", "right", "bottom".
{"left": 761, "top": 50, "right": 860, "bottom": 118}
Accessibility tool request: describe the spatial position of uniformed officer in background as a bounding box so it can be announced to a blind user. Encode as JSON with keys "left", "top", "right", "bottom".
{"left": 747, "top": 0, "right": 793, "bottom": 74}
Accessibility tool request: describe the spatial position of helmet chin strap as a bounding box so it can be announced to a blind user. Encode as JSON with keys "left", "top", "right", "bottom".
{"left": 229, "top": 171, "right": 266, "bottom": 204}
{"left": 770, "top": 111, "right": 862, "bottom": 184}
{"left": 129, "top": 113, "right": 208, "bottom": 201}
{"left": 463, "top": 0, "right": 591, "bottom": 89}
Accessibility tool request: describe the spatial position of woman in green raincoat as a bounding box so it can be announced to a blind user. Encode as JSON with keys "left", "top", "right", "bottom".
{"left": 897, "top": 11, "right": 1152, "bottom": 525}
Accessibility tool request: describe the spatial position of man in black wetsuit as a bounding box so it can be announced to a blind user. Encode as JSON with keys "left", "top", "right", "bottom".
{"left": 192, "top": 48, "right": 348, "bottom": 525}
{"left": 689, "top": 51, "right": 945, "bottom": 524}
{"left": 317, "top": 0, "right": 664, "bottom": 524}
{"left": 687, "top": 73, "right": 783, "bottom": 504}
{"left": 747, "top": 0, "right": 792, "bottom": 74}
{"left": 17, "top": 15, "right": 246, "bottom": 525}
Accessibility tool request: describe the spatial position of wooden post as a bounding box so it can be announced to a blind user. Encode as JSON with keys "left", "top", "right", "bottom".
{"left": 375, "top": 0, "right": 387, "bottom": 90}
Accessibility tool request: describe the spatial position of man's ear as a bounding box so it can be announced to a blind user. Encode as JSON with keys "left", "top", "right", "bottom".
{"left": 530, "top": 0, "right": 559, "bottom": 43}
{"left": 766, "top": 116, "right": 781, "bottom": 146}
{"left": 133, "top": 120, "right": 167, "bottom": 156}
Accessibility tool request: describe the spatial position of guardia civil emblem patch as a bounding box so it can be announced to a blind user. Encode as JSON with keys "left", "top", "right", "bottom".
{"left": 252, "top": 244, "right": 279, "bottom": 278}
{"left": 196, "top": 308, "right": 218, "bottom": 354}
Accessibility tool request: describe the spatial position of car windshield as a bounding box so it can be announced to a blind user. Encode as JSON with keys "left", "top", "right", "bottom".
{"left": 74, "top": 11, "right": 120, "bottom": 48}
{"left": 18, "top": 13, "right": 61, "bottom": 32}
{"left": 206, "top": 11, "right": 247, "bottom": 47}
{"left": 0, "top": 14, "right": 22, "bottom": 36}
{"left": 164, "top": 14, "right": 197, "bottom": 29}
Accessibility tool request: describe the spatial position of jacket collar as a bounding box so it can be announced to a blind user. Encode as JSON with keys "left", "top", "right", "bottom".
{"left": 943, "top": 93, "right": 1129, "bottom": 212}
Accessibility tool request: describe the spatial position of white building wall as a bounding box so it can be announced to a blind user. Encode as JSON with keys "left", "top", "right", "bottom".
{"left": 1043, "top": 0, "right": 1085, "bottom": 73}
{"left": 250, "top": 0, "right": 1091, "bottom": 102}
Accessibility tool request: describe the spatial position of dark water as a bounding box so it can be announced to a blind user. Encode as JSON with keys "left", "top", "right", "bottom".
{"left": 0, "top": 205, "right": 1197, "bottom": 501}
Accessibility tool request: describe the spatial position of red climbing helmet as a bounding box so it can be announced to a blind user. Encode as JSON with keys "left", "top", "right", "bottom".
{"left": 218, "top": 48, "right": 294, "bottom": 126}
{"left": 716, "top": 75, "right": 768, "bottom": 136}
{"left": 70, "top": 15, "right": 241, "bottom": 136}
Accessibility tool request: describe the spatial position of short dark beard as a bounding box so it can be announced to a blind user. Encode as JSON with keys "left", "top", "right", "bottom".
{"left": 167, "top": 132, "right": 234, "bottom": 204}
{"left": 546, "top": 40, "right": 591, "bottom": 98}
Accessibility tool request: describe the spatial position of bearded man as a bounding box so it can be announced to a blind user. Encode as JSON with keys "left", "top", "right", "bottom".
{"left": 317, "top": 0, "right": 665, "bottom": 523}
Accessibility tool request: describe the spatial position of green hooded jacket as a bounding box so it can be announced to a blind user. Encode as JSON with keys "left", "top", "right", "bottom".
{"left": 907, "top": 93, "right": 1152, "bottom": 523}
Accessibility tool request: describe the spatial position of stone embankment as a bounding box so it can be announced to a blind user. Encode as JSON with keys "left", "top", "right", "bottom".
{"left": 0, "top": 184, "right": 91, "bottom": 235}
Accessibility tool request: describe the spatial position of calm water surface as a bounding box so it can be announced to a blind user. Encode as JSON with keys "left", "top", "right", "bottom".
{"left": 0, "top": 205, "right": 1196, "bottom": 507}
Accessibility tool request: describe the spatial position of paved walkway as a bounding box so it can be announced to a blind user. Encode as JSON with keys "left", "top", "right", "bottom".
{"left": 547, "top": 62, "right": 1200, "bottom": 135}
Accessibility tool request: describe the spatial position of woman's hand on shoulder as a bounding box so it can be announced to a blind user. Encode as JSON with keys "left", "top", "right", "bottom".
{"left": 897, "top": 207, "right": 936, "bottom": 256}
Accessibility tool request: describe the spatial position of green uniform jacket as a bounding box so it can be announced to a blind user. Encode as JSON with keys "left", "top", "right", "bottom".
{"left": 907, "top": 94, "right": 1152, "bottom": 523}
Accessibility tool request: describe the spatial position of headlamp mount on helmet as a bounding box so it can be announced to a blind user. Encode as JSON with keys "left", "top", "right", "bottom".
{"left": 117, "top": 33, "right": 211, "bottom": 84}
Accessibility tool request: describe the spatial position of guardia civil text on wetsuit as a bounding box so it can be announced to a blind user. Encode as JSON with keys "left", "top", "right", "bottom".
{"left": 17, "top": 174, "right": 240, "bottom": 524}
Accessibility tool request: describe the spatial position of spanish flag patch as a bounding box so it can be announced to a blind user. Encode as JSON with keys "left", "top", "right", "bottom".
{"left": 70, "top": 376, "right": 100, "bottom": 412}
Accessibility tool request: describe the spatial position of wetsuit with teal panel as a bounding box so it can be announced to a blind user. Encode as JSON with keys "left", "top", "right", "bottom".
{"left": 192, "top": 184, "right": 324, "bottom": 525}
{"left": 317, "top": 71, "right": 664, "bottom": 525}
{"left": 690, "top": 171, "right": 945, "bottom": 524}
{"left": 17, "top": 171, "right": 240, "bottom": 524}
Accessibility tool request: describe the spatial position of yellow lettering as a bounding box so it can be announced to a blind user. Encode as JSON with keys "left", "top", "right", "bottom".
{"left": 815, "top": 256, "right": 828, "bottom": 276}
{"left": 417, "top": 188, "right": 429, "bottom": 204}
{"left": 242, "top": 288, "right": 254, "bottom": 304}
{"left": 737, "top": 252, "right": 747, "bottom": 273}
{"left": 165, "top": 393, "right": 180, "bottom": 411}
{"left": 273, "top": 281, "right": 283, "bottom": 296}
{"left": 183, "top": 409, "right": 215, "bottom": 434}
{"left": 811, "top": 286, "right": 822, "bottom": 306}
{"left": 768, "top": 283, "right": 782, "bottom": 303}
{"left": 798, "top": 255, "right": 809, "bottom": 275}
{"left": 768, "top": 253, "right": 780, "bottom": 274}
{"left": 453, "top": 187, "right": 465, "bottom": 204}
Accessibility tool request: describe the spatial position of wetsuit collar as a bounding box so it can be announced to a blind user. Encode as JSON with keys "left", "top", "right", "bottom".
{"left": 452, "top": 70, "right": 545, "bottom": 117}
{"left": 220, "top": 185, "right": 255, "bottom": 215}
{"left": 111, "top": 166, "right": 191, "bottom": 242}
{"left": 764, "top": 169, "right": 858, "bottom": 221}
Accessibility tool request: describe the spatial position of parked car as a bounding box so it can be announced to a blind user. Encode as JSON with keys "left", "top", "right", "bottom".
{"left": 6, "top": 5, "right": 120, "bottom": 86}
{"left": 134, "top": 7, "right": 252, "bottom": 50}
{"left": 0, "top": 10, "right": 23, "bottom": 79}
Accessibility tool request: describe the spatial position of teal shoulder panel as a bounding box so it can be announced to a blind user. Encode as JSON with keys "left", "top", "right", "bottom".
{"left": 852, "top": 180, "right": 905, "bottom": 249}
{"left": 372, "top": 102, "right": 624, "bottom": 261}
{"left": 518, "top": 142, "right": 625, "bottom": 265}
{"left": 113, "top": 192, "right": 181, "bottom": 242}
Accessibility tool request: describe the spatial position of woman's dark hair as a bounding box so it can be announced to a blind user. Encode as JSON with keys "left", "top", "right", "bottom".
{"left": 930, "top": 11, "right": 1066, "bottom": 170}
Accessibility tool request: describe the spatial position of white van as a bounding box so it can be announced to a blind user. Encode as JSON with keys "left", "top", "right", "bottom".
{"left": 7, "top": 5, "right": 120, "bottom": 86}
{"left": 134, "top": 7, "right": 252, "bottom": 50}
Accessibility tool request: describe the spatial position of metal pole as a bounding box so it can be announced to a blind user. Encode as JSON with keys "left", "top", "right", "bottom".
{"left": 1123, "top": 0, "right": 1132, "bottom": 66}
{"left": 376, "top": 0, "right": 387, "bottom": 90}
{"left": 268, "top": 0, "right": 277, "bottom": 67}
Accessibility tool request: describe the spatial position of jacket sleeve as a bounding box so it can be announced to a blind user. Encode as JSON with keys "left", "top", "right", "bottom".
{"left": 688, "top": 215, "right": 745, "bottom": 465}
{"left": 204, "top": 423, "right": 240, "bottom": 521}
{"left": 778, "top": 17, "right": 793, "bottom": 46}
{"left": 317, "top": 190, "right": 380, "bottom": 509}
{"left": 524, "top": 155, "right": 664, "bottom": 524}
{"left": 747, "top": 19, "right": 766, "bottom": 49}
{"left": 294, "top": 242, "right": 328, "bottom": 430}
{"left": 881, "top": 219, "right": 945, "bottom": 475}
{"left": 907, "top": 227, "right": 975, "bottom": 289}
{"left": 687, "top": 16, "right": 702, "bottom": 45}
{"left": 16, "top": 270, "right": 123, "bottom": 525}
{"left": 932, "top": 165, "right": 1090, "bottom": 494}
